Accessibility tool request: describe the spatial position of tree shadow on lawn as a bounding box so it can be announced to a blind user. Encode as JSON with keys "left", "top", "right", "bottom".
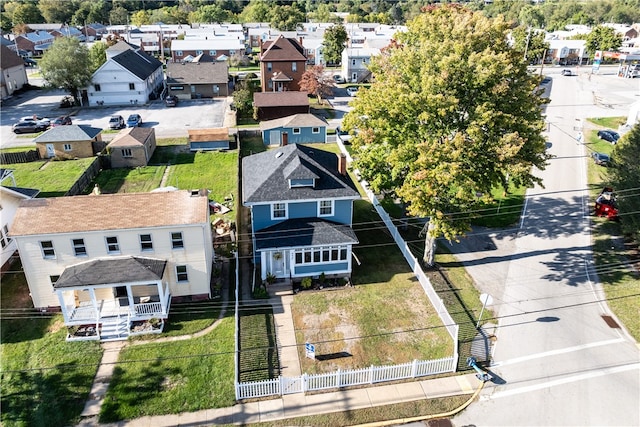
{"left": 1, "top": 363, "right": 96, "bottom": 427}
{"left": 99, "top": 361, "right": 181, "bottom": 423}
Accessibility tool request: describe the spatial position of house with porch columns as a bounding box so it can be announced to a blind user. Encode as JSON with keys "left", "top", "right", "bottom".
{"left": 9, "top": 190, "right": 213, "bottom": 341}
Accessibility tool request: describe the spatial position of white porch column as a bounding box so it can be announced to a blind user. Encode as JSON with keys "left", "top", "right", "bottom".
{"left": 156, "top": 280, "right": 167, "bottom": 315}
{"left": 88, "top": 288, "right": 99, "bottom": 321}
{"left": 260, "top": 252, "right": 267, "bottom": 281}
{"left": 56, "top": 291, "right": 70, "bottom": 323}
{"left": 126, "top": 285, "right": 134, "bottom": 309}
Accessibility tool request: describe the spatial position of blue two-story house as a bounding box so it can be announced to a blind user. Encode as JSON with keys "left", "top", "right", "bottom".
{"left": 242, "top": 144, "right": 360, "bottom": 281}
{"left": 259, "top": 113, "right": 328, "bottom": 146}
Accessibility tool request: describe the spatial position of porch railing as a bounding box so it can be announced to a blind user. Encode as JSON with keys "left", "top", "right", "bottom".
{"left": 134, "top": 302, "right": 163, "bottom": 316}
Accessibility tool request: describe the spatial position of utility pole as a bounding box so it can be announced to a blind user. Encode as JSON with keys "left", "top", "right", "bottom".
{"left": 523, "top": 26, "right": 532, "bottom": 62}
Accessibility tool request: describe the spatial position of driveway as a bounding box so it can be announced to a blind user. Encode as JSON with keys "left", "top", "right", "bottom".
{"left": 1, "top": 89, "right": 230, "bottom": 148}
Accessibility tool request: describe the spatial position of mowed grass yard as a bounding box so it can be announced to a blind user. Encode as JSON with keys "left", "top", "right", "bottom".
{"left": 584, "top": 118, "right": 640, "bottom": 340}
{"left": 0, "top": 157, "right": 96, "bottom": 197}
{"left": 0, "top": 261, "right": 103, "bottom": 427}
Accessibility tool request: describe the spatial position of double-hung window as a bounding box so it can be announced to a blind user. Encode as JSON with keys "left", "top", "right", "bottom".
{"left": 106, "top": 236, "right": 120, "bottom": 254}
{"left": 318, "top": 200, "right": 334, "bottom": 217}
{"left": 292, "top": 62, "right": 297, "bottom": 72}
{"left": 140, "top": 234, "right": 153, "bottom": 251}
{"left": 40, "top": 241, "right": 55, "bottom": 258}
{"left": 171, "top": 232, "right": 184, "bottom": 249}
{"left": 272, "top": 203, "right": 287, "bottom": 219}
{"left": 72, "top": 238, "right": 87, "bottom": 256}
{"left": 176, "top": 265, "right": 188, "bottom": 282}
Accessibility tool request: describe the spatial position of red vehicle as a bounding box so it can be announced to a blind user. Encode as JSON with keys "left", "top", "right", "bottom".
{"left": 594, "top": 187, "right": 619, "bottom": 220}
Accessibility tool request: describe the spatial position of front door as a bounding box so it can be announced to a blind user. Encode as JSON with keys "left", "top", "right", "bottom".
{"left": 271, "top": 251, "right": 286, "bottom": 277}
{"left": 46, "top": 144, "right": 55, "bottom": 158}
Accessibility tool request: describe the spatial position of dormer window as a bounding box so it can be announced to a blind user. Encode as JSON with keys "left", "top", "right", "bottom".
{"left": 289, "top": 178, "right": 315, "bottom": 188}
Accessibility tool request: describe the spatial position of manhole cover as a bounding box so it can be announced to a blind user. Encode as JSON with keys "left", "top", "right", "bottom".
{"left": 601, "top": 315, "right": 620, "bottom": 328}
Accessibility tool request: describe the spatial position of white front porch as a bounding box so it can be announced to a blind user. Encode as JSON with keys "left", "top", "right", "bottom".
{"left": 58, "top": 282, "right": 171, "bottom": 342}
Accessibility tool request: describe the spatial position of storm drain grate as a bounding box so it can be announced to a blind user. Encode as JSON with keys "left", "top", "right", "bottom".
{"left": 601, "top": 315, "right": 620, "bottom": 328}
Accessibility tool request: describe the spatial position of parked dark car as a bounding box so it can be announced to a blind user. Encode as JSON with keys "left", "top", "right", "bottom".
{"left": 597, "top": 129, "right": 620, "bottom": 144}
{"left": 23, "top": 58, "right": 37, "bottom": 67}
{"left": 336, "top": 126, "right": 353, "bottom": 144}
{"left": 127, "top": 114, "right": 142, "bottom": 127}
{"left": 12, "top": 121, "right": 47, "bottom": 134}
{"left": 51, "top": 115, "right": 72, "bottom": 126}
{"left": 109, "top": 115, "right": 125, "bottom": 130}
{"left": 591, "top": 152, "right": 610, "bottom": 166}
{"left": 165, "top": 95, "right": 179, "bottom": 107}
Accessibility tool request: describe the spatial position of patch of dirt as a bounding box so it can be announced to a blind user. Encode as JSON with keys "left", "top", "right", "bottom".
{"left": 161, "top": 374, "right": 186, "bottom": 391}
{"left": 48, "top": 319, "right": 65, "bottom": 333}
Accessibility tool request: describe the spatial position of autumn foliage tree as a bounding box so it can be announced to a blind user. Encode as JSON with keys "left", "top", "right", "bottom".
{"left": 299, "top": 65, "right": 335, "bottom": 104}
{"left": 343, "top": 5, "right": 550, "bottom": 266}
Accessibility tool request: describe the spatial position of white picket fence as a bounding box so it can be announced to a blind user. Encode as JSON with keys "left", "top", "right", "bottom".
{"left": 236, "top": 356, "right": 457, "bottom": 400}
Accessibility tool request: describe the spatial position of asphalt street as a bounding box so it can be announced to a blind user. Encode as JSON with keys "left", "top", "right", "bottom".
{"left": 452, "top": 68, "right": 640, "bottom": 426}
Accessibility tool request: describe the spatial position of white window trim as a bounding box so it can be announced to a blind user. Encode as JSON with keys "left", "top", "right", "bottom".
{"left": 171, "top": 231, "right": 184, "bottom": 249}
{"left": 72, "top": 238, "right": 87, "bottom": 257}
{"left": 293, "top": 245, "right": 348, "bottom": 265}
{"left": 139, "top": 234, "right": 153, "bottom": 251}
{"left": 63, "top": 144, "right": 72, "bottom": 151}
{"left": 122, "top": 148, "right": 132, "bottom": 158}
{"left": 292, "top": 128, "right": 301, "bottom": 134}
{"left": 40, "top": 241, "right": 56, "bottom": 259}
{"left": 271, "top": 202, "right": 288, "bottom": 220}
{"left": 176, "top": 265, "right": 189, "bottom": 282}
{"left": 105, "top": 236, "right": 120, "bottom": 254}
{"left": 318, "top": 200, "right": 334, "bottom": 217}
{"left": 312, "top": 127, "right": 320, "bottom": 134}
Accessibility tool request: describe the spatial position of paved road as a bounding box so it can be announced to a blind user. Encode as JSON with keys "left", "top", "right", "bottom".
{"left": 452, "top": 69, "right": 640, "bottom": 426}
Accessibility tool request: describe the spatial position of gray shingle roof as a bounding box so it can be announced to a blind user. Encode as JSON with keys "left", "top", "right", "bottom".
{"left": 253, "top": 91, "right": 309, "bottom": 108}
{"left": 33, "top": 125, "right": 102, "bottom": 143}
{"left": 255, "top": 218, "right": 358, "bottom": 250}
{"left": 112, "top": 49, "right": 162, "bottom": 80}
{"left": 242, "top": 144, "right": 359, "bottom": 204}
{"left": 259, "top": 114, "right": 327, "bottom": 131}
{"left": 54, "top": 256, "right": 167, "bottom": 289}
{"left": 166, "top": 61, "right": 228, "bottom": 84}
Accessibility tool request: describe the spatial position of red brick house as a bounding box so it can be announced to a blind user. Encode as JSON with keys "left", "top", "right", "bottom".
{"left": 259, "top": 35, "right": 307, "bottom": 93}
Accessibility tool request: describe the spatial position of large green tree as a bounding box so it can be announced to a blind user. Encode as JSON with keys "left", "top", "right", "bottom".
{"left": 586, "top": 25, "right": 623, "bottom": 56}
{"left": 88, "top": 41, "right": 108, "bottom": 73}
{"left": 323, "top": 23, "right": 348, "bottom": 65}
{"left": 608, "top": 123, "right": 640, "bottom": 244}
{"left": 343, "top": 5, "right": 549, "bottom": 266}
{"left": 39, "top": 37, "right": 93, "bottom": 104}
{"left": 512, "top": 26, "right": 549, "bottom": 65}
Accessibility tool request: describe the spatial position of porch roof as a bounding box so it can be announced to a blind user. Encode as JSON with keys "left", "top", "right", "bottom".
{"left": 55, "top": 256, "right": 167, "bottom": 289}
{"left": 255, "top": 218, "right": 358, "bottom": 250}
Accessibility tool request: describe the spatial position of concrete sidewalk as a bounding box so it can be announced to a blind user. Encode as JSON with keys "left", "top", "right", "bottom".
{"left": 103, "top": 373, "right": 479, "bottom": 426}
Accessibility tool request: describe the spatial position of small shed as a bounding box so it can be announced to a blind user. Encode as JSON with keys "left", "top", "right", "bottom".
{"left": 34, "top": 125, "right": 103, "bottom": 159}
{"left": 107, "top": 127, "right": 156, "bottom": 168}
{"left": 260, "top": 113, "right": 328, "bottom": 146}
{"left": 188, "top": 128, "right": 230, "bottom": 151}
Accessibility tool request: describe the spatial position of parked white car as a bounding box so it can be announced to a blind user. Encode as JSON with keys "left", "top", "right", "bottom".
{"left": 346, "top": 86, "right": 359, "bottom": 97}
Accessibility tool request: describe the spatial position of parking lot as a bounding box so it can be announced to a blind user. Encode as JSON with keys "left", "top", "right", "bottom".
{"left": 1, "top": 88, "right": 231, "bottom": 149}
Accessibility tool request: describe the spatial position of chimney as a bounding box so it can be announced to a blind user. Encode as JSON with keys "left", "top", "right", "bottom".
{"left": 281, "top": 132, "right": 288, "bottom": 146}
{"left": 337, "top": 153, "right": 347, "bottom": 176}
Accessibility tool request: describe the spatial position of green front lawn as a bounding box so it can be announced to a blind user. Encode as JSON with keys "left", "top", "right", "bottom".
{"left": 0, "top": 261, "right": 103, "bottom": 427}
{"left": 99, "top": 316, "right": 236, "bottom": 423}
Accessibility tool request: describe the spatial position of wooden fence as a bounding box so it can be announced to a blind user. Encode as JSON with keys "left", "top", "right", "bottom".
{"left": 0, "top": 150, "right": 40, "bottom": 164}
{"left": 65, "top": 156, "right": 103, "bottom": 196}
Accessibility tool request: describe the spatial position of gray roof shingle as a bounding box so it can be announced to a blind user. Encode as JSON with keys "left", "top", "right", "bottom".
{"left": 254, "top": 218, "right": 358, "bottom": 250}
{"left": 33, "top": 125, "right": 102, "bottom": 143}
{"left": 54, "top": 256, "right": 167, "bottom": 288}
{"left": 242, "top": 144, "right": 359, "bottom": 204}
{"left": 259, "top": 113, "right": 327, "bottom": 131}
{"left": 112, "top": 49, "right": 162, "bottom": 80}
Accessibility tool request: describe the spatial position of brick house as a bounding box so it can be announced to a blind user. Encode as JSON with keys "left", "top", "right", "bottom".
{"left": 259, "top": 35, "right": 308, "bottom": 92}
{"left": 34, "top": 125, "right": 103, "bottom": 159}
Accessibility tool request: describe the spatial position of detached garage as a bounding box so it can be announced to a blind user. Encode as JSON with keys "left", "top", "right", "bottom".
{"left": 188, "top": 128, "right": 230, "bottom": 151}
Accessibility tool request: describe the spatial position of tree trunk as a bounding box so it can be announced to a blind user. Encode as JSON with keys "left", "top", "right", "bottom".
{"left": 422, "top": 220, "right": 437, "bottom": 268}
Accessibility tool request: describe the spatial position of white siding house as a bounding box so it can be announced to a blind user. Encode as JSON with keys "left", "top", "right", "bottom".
{"left": 9, "top": 190, "right": 213, "bottom": 341}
